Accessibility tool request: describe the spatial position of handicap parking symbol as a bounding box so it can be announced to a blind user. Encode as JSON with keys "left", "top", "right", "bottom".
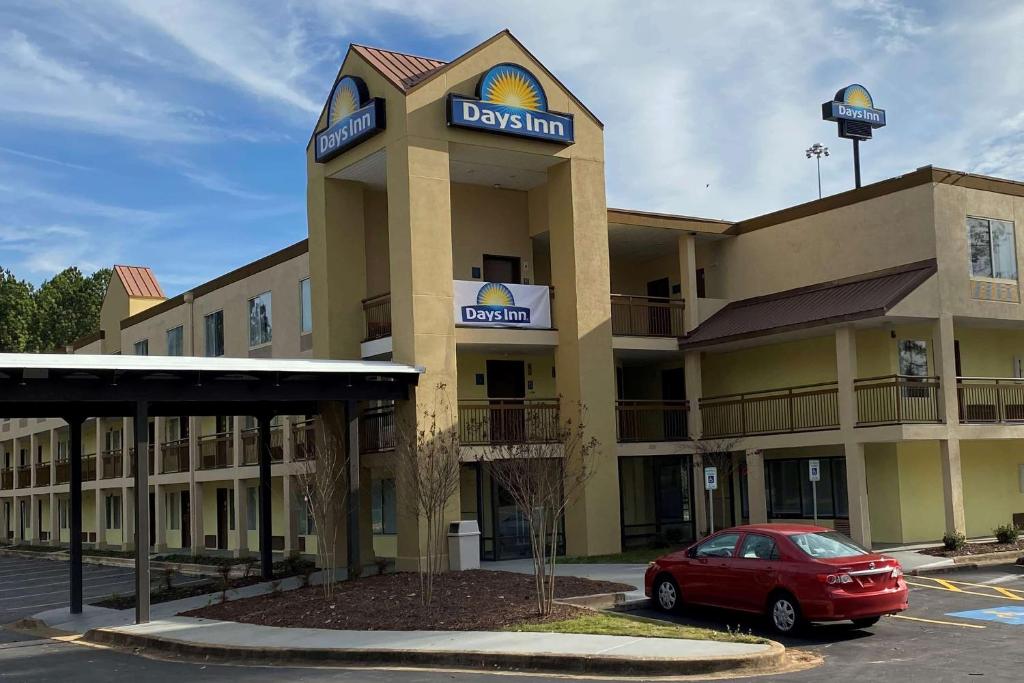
{"left": 947, "top": 605, "right": 1024, "bottom": 625}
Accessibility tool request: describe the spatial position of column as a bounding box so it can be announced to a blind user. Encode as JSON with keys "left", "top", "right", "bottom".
{"left": 282, "top": 416, "right": 295, "bottom": 462}
{"left": 153, "top": 483, "right": 167, "bottom": 551}
{"left": 257, "top": 415, "right": 273, "bottom": 578}
{"left": 29, "top": 433, "right": 37, "bottom": 488}
{"left": 122, "top": 484, "right": 135, "bottom": 551}
{"left": 745, "top": 449, "right": 767, "bottom": 524}
{"left": 932, "top": 314, "right": 960, "bottom": 424}
{"left": 133, "top": 401, "right": 151, "bottom": 624}
{"left": 94, "top": 488, "right": 105, "bottom": 549}
{"left": 677, "top": 233, "right": 700, "bottom": 333}
{"left": 94, "top": 418, "right": 102, "bottom": 481}
{"left": 27, "top": 493, "right": 36, "bottom": 542}
{"left": 69, "top": 417, "right": 83, "bottom": 614}
{"left": 282, "top": 474, "right": 299, "bottom": 558}
{"left": 153, "top": 417, "right": 164, "bottom": 475}
{"left": 844, "top": 442, "right": 872, "bottom": 548}
{"left": 190, "top": 480, "right": 205, "bottom": 555}
{"left": 122, "top": 418, "right": 131, "bottom": 481}
{"left": 835, "top": 325, "right": 858, "bottom": 429}
{"left": 548, "top": 157, "right": 620, "bottom": 556}
{"left": 232, "top": 416, "right": 243, "bottom": 467}
{"left": 939, "top": 439, "right": 967, "bottom": 535}
{"left": 684, "top": 351, "right": 703, "bottom": 441}
{"left": 49, "top": 491, "right": 59, "bottom": 547}
{"left": 233, "top": 477, "right": 248, "bottom": 557}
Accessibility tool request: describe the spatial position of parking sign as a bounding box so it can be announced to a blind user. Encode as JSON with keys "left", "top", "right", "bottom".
{"left": 809, "top": 459, "right": 821, "bottom": 482}
{"left": 704, "top": 466, "right": 718, "bottom": 490}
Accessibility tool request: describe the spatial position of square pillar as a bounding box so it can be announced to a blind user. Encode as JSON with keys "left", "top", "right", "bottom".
{"left": 49, "top": 491, "right": 59, "bottom": 547}
{"left": 684, "top": 352, "right": 703, "bottom": 440}
{"left": 843, "top": 441, "right": 871, "bottom": 548}
{"left": 153, "top": 417, "right": 164, "bottom": 474}
{"left": 190, "top": 480, "right": 205, "bottom": 555}
{"left": 835, "top": 325, "right": 858, "bottom": 429}
{"left": 932, "top": 315, "right": 959, "bottom": 423}
{"left": 282, "top": 416, "right": 295, "bottom": 462}
{"left": 232, "top": 416, "right": 243, "bottom": 467}
{"left": 233, "top": 477, "right": 248, "bottom": 557}
{"left": 282, "top": 474, "right": 300, "bottom": 558}
{"left": 153, "top": 483, "right": 166, "bottom": 551}
{"left": 94, "top": 419, "right": 102, "bottom": 482}
{"left": 29, "top": 433, "right": 37, "bottom": 488}
{"left": 122, "top": 485, "right": 135, "bottom": 551}
{"left": 939, "top": 439, "right": 966, "bottom": 535}
{"left": 94, "top": 488, "right": 106, "bottom": 549}
{"left": 745, "top": 449, "right": 768, "bottom": 524}
{"left": 678, "top": 233, "right": 700, "bottom": 333}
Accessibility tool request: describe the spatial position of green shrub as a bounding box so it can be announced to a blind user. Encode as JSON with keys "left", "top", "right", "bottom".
{"left": 994, "top": 524, "right": 1019, "bottom": 544}
{"left": 943, "top": 531, "right": 967, "bottom": 551}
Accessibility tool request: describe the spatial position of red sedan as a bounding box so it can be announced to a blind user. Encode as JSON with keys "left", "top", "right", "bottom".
{"left": 644, "top": 524, "right": 908, "bottom": 634}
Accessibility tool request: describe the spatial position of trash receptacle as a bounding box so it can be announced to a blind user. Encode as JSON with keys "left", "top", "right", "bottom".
{"left": 447, "top": 520, "right": 481, "bottom": 571}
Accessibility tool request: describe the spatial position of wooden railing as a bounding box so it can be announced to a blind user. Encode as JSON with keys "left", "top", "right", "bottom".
{"left": 198, "top": 433, "right": 232, "bottom": 469}
{"left": 36, "top": 463, "right": 50, "bottom": 486}
{"left": 241, "top": 427, "right": 284, "bottom": 465}
{"left": 700, "top": 382, "right": 840, "bottom": 438}
{"left": 101, "top": 450, "right": 123, "bottom": 479}
{"left": 459, "top": 399, "right": 560, "bottom": 445}
{"left": 82, "top": 455, "right": 96, "bottom": 481}
{"left": 360, "top": 405, "right": 396, "bottom": 453}
{"left": 16, "top": 465, "right": 32, "bottom": 487}
{"left": 161, "top": 438, "right": 190, "bottom": 473}
{"left": 855, "top": 374, "right": 941, "bottom": 425}
{"left": 0, "top": 468, "right": 12, "bottom": 489}
{"left": 610, "top": 294, "right": 685, "bottom": 337}
{"left": 292, "top": 419, "right": 316, "bottom": 460}
{"left": 363, "top": 292, "right": 392, "bottom": 342}
{"left": 127, "top": 445, "right": 155, "bottom": 477}
{"left": 55, "top": 460, "right": 69, "bottom": 484}
{"left": 616, "top": 400, "right": 689, "bottom": 442}
{"left": 957, "top": 377, "right": 1024, "bottom": 423}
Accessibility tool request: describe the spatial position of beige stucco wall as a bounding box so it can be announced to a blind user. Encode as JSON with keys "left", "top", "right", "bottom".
{"left": 451, "top": 183, "right": 532, "bottom": 282}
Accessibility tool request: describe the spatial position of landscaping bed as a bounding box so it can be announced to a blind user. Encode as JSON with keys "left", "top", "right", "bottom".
{"left": 921, "top": 540, "right": 1024, "bottom": 558}
{"left": 184, "top": 569, "right": 633, "bottom": 631}
{"left": 511, "top": 612, "right": 765, "bottom": 644}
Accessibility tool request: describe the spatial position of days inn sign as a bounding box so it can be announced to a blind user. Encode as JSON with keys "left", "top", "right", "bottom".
{"left": 315, "top": 75, "right": 386, "bottom": 163}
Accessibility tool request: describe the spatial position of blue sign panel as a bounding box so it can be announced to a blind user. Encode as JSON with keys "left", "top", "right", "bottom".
{"left": 446, "top": 63, "right": 574, "bottom": 145}
{"left": 315, "top": 76, "right": 386, "bottom": 163}
{"left": 823, "top": 101, "right": 886, "bottom": 127}
{"left": 821, "top": 84, "right": 885, "bottom": 140}
{"left": 947, "top": 606, "right": 1024, "bottom": 626}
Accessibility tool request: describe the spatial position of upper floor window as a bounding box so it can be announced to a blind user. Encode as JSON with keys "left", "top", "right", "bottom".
{"left": 299, "top": 278, "right": 312, "bottom": 335}
{"left": 134, "top": 339, "right": 149, "bottom": 356}
{"left": 166, "top": 326, "right": 184, "bottom": 356}
{"left": 898, "top": 340, "right": 929, "bottom": 377}
{"left": 204, "top": 310, "right": 225, "bottom": 357}
{"left": 248, "top": 291, "right": 272, "bottom": 348}
{"left": 968, "top": 217, "right": 1017, "bottom": 280}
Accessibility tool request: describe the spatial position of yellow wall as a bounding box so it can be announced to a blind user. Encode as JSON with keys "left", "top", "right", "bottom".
{"left": 609, "top": 251, "right": 680, "bottom": 297}
{"left": 895, "top": 441, "right": 946, "bottom": 542}
{"left": 701, "top": 336, "right": 837, "bottom": 397}
{"left": 456, "top": 352, "right": 557, "bottom": 400}
{"left": 955, "top": 327, "right": 1024, "bottom": 377}
{"left": 451, "top": 183, "right": 532, "bottom": 282}
{"left": 960, "top": 440, "right": 1024, "bottom": 537}
{"left": 865, "top": 443, "right": 903, "bottom": 544}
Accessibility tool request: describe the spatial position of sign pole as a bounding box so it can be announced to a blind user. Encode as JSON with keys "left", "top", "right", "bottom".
{"left": 808, "top": 459, "right": 821, "bottom": 525}
{"left": 812, "top": 480, "right": 818, "bottom": 524}
{"left": 853, "top": 139, "right": 861, "bottom": 189}
{"left": 709, "top": 488, "right": 714, "bottom": 535}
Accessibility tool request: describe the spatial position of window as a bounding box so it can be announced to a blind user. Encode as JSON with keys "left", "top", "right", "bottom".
{"left": 204, "top": 310, "right": 225, "bottom": 357}
{"left": 372, "top": 478, "right": 397, "bottom": 534}
{"left": 166, "top": 492, "right": 181, "bottom": 530}
{"left": 226, "top": 488, "right": 236, "bottom": 531}
{"left": 766, "top": 457, "right": 849, "bottom": 520}
{"left": 166, "top": 326, "right": 184, "bottom": 356}
{"left": 898, "top": 340, "right": 930, "bottom": 397}
{"left": 299, "top": 278, "right": 312, "bottom": 335}
{"left": 695, "top": 532, "right": 740, "bottom": 558}
{"left": 791, "top": 531, "right": 868, "bottom": 559}
{"left": 246, "top": 487, "right": 258, "bottom": 531}
{"left": 134, "top": 339, "right": 149, "bottom": 356}
{"left": 297, "top": 494, "right": 315, "bottom": 535}
{"left": 58, "top": 499, "right": 68, "bottom": 529}
{"left": 104, "top": 429, "right": 121, "bottom": 453}
{"left": 739, "top": 533, "right": 778, "bottom": 560}
{"left": 248, "top": 291, "right": 273, "bottom": 347}
{"left": 105, "top": 494, "right": 122, "bottom": 530}
{"left": 968, "top": 217, "right": 1017, "bottom": 280}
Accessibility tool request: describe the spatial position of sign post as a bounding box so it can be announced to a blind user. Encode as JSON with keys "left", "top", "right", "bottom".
{"left": 822, "top": 84, "right": 886, "bottom": 189}
{"left": 704, "top": 466, "right": 718, "bottom": 534}
{"left": 808, "top": 459, "right": 821, "bottom": 524}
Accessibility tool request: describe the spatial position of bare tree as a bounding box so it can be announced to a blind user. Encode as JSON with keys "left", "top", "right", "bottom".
{"left": 294, "top": 408, "right": 349, "bottom": 600}
{"left": 691, "top": 436, "right": 741, "bottom": 535}
{"left": 478, "top": 400, "right": 600, "bottom": 616}
{"left": 394, "top": 383, "right": 461, "bottom": 607}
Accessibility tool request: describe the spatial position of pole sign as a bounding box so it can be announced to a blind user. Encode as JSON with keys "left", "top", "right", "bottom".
{"left": 315, "top": 75, "right": 386, "bottom": 163}
{"left": 447, "top": 63, "right": 574, "bottom": 145}
{"left": 808, "top": 459, "right": 821, "bottom": 482}
{"left": 704, "top": 467, "right": 718, "bottom": 491}
{"left": 821, "top": 84, "right": 885, "bottom": 141}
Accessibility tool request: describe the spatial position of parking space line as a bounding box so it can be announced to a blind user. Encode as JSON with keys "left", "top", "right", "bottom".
{"left": 905, "top": 580, "right": 1024, "bottom": 601}
{"left": 891, "top": 614, "right": 986, "bottom": 629}
{"left": 916, "top": 575, "right": 1024, "bottom": 594}
{"left": 934, "top": 579, "right": 962, "bottom": 592}
{"left": 992, "top": 586, "right": 1023, "bottom": 600}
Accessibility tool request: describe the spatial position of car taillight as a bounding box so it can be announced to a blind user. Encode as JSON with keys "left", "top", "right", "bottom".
{"left": 891, "top": 567, "right": 903, "bottom": 579}
{"left": 819, "top": 573, "right": 853, "bottom": 585}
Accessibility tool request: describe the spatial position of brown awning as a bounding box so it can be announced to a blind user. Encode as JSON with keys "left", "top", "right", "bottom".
{"left": 680, "top": 259, "right": 937, "bottom": 349}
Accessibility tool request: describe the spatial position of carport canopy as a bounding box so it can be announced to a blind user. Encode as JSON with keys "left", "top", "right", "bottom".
{"left": 0, "top": 353, "right": 421, "bottom": 625}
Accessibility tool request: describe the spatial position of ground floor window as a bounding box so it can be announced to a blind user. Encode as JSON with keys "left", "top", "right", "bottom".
{"left": 372, "top": 478, "right": 396, "bottom": 534}
{"left": 619, "top": 455, "right": 695, "bottom": 548}
{"left": 766, "top": 457, "right": 848, "bottom": 519}
{"left": 166, "top": 492, "right": 181, "bottom": 530}
{"left": 58, "top": 499, "right": 68, "bottom": 529}
{"left": 246, "top": 487, "right": 258, "bottom": 531}
{"left": 297, "top": 494, "right": 315, "bottom": 535}
{"left": 105, "top": 494, "right": 122, "bottom": 530}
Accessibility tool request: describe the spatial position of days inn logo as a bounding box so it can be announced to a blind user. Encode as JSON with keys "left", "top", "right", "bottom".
{"left": 447, "top": 63, "right": 574, "bottom": 145}
{"left": 315, "top": 75, "right": 386, "bottom": 163}
{"left": 822, "top": 84, "right": 886, "bottom": 138}
{"left": 461, "top": 283, "right": 532, "bottom": 324}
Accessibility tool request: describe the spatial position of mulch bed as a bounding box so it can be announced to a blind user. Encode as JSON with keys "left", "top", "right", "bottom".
{"left": 921, "top": 540, "right": 1024, "bottom": 558}
{"left": 183, "top": 570, "right": 632, "bottom": 631}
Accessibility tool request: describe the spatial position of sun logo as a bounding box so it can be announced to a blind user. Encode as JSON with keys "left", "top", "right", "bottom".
{"left": 843, "top": 84, "right": 874, "bottom": 109}
{"left": 329, "top": 77, "right": 364, "bottom": 126}
{"left": 479, "top": 64, "right": 547, "bottom": 112}
{"left": 476, "top": 283, "right": 515, "bottom": 307}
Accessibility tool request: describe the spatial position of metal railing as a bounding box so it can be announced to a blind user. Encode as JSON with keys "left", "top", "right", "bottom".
{"left": 957, "top": 377, "right": 1024, "bottom": 423}
{"left": 55, "top": 460, "right": 69, "bottom": 484}
{"left": 16, "top": 465, "right": 31, "bottom": 487}
{"left": 101, "top": 450, "right": 123, "bottom": 479}
{"left": 161, "top": 438, "right": 190, "bottom": 473}
{"left": 360, "top": 404, "right": 396, "bottom": 453}
{"left": 855, "top": 374, "right": 941, "bottom": 425}
{"left": 700, "top": 382, "right": 840, "bottom": 438}
{"left": 292, "top": 419, "right": 316, "bottom": 460}
{"left": 127, "top": 445, "right": 155, "bottom": 477}
{"left": 363, "top": 292, "right": 392, "bottom": 342}
{"left": 459, "top": 399, "right": 561, "bottom": 445}
{"left": 198, "top": 433, "right": 232, "bottom": 469}
{"left": 82, "top": 455, "right": 96, "bottom": 481}
{"left": 610, "top": 294, "right": 685, "bottom": 337}
{"left": 615, "top": 400, "right": 689, "bottom": 442}
{"left": 35, "top": 462, "right": 50, "bottom": 486}
{"left": 0, "top": 468, "right": 12, "bottom": 489}
{"left": 241, "top": 427, "right": 283, "bottom": 465}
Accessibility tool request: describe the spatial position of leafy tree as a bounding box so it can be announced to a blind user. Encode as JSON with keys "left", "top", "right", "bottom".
{"left": 0, "top": 267, "right": 36, "bottom": 352}
{"left": 29, "top": 267, "right": 111, "bottom": 351}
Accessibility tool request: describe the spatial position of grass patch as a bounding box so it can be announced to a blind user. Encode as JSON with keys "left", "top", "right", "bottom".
{"left": 556, "top": 547, "right": 673, "bottom": 565}
{"left": 508, "top": 611, "right": 765, "bottom": 644}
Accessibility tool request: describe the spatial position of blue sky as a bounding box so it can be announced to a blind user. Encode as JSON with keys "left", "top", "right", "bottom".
{"left": 0, "top": 1, "right": 1021, "bottom": 291}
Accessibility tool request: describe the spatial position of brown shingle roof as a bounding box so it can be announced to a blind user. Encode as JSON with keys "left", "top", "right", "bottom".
{"left": 680, "top": 259, "right": 937, "bottom": 349}
{"left": 113, "top": 265, "right": 164, "bottom": 299}
{"left": 350, "top": 44, "right": 447, "bottom": 92}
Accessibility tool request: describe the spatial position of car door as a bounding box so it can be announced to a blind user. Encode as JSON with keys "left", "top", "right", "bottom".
{"left": 685, "top": 532, "right": 741, "bottom": 606}
{"left": 728, "top": 532, "right": 782, "bottom": 612}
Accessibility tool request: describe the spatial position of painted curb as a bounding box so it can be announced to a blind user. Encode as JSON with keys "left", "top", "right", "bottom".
{"left": 83, "top": 627, "right": 786, "bottom": 677}
{"left": 910, "top": 551, "right": 1022, "bottom": 576}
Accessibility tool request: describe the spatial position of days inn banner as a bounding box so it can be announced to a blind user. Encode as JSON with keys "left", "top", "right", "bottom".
{"left": 453, "top": 280, "right": 551, "bottom": 329}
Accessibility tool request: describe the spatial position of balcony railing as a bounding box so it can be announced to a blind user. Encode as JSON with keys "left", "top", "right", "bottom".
{"left": 82, "top": 455, "right": 96, "bottom": 481}
{"left": 16, "top": 465, "right": 32, "bottom": 487}
{"left": 360, "top": 405, "right": 396, "bottom": 454}
{"left": 161, "top": 438, "right": 190, "bottom": 473}
{"left": 55, "top": 460, "right": 69, "bottom": 484}
{"left": 101, "top": 450, "right": 123, "bottom": 479}
{"left": 700, "top": 382, "right": 840, "bottom": 438}
{"left": 0, "top": 468, "right": 12, "bottom": 489}
{"left": 459, "top": 399, "right": 560, "bottom": 446}
{"left": 127, "top": 445, "right": 155, "bottom": 477}
{"left": 36, "top": 462, "right": 50, "bottom": 486}
{"left": 363, "top": 292, "right": 392, "bottom": 342}
{"left": 855, "top": 374, "right": 941, "bottom": 425}
{"left": 197, "top": 433, "right": 232, "bottom": 469}
{"left": 616, "top": 400, "right": 689, "bottom": 442}
{"left": 241, "top": 427, "right": 283, "bottom": 465}
{"left": 292, "top": 419, "right": 317, "bottom": 460}
{"left": 610, "top": 295, "right": 685, "bottom": 337}
{"left": 957, "top": 377, "right": 1024, "bottom": 423}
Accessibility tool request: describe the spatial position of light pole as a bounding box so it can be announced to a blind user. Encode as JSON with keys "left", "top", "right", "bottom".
{"left": 806, "top": 143, "right": 829, "bottom": 199}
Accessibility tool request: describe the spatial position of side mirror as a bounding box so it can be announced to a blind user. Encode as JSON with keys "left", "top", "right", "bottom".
{"left": 685, "top": 546, "right": 697, "bottom": 559}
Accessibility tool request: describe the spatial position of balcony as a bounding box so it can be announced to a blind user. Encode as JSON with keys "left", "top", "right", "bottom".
{"left": 616, "top": 400, "right": 689, "bottom": 442}
{"left": 292, "top": 419, "right": 317, "bottom": 460}
{"left": 363, "top": 293, "right": 392, "bottom": 342}
{"left": 16, "top": 465, "right": 31, "bottom": 487}
{"left": 161, "top": 438, "right": 190, "bottom": 473}
{"left": 0, "top": 468, "right": 11, "bottom": 489}
{"left": 700, "top": 382, "right": 839, "bottom": 438}
{"left": 957, "top": 377, "right": 1024, "bottom": 423}
{"left": 55, "top": 460, "right": 69, "bottom": 484}
{"left": 198, "top": 433, "right": 232, "bottom": 469}
{"left": 459, "top": 399, "right": 560, "bottom": 446}
{"left": 36, "top": 462, "right": 50, "bottom": 486}
{"left": 127, "top": 445, "right": 155, "bottom": 477}
{"left": 610, "top": 295, "right": 685, "bottom": 337}
{"left": 360, "top": 405, "right": 395, "bottom": 454}
{"left": 100, "top": 450, "right": 123, "bottom": 479}
{"left": 241, "top": 427, "right": 283, "bottom": 465}
{"left": 82, "top": 455, "right": 96, "bottom": 481}
{"left": 855, "top": 375, "right": 941, "bottom": 426}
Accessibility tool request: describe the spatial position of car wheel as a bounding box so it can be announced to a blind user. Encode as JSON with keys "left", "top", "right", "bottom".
{"left": 654, "top": 575, "right": 681, "bottom": 612}
{"left": 768, "top": 594, "right": 803, "bottom": 635}
{"left": 851, "top": 616, "right": 880, "bottom": 629}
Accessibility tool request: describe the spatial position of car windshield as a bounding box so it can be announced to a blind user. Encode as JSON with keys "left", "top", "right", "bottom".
{"left": 790, "top": 531, "right": 868, "bottom": 559}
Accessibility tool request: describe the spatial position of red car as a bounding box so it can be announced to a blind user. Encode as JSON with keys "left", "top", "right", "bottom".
{"left": 644, "top": 524, "right": 908, "bottom": 634}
